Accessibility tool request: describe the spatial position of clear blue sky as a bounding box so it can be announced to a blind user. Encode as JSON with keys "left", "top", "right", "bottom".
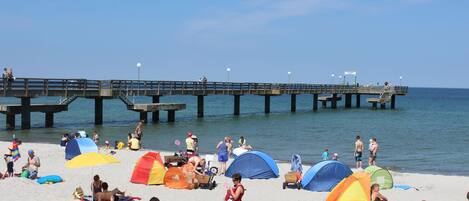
{"left": 1, "top": 0, "right": 468, "bottom": 88}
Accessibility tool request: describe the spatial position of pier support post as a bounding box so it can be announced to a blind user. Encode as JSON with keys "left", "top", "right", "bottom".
{"left": 94, "top": 97, "right": 103, "bottom": 125}
{"left": 372, "top": 102, "right": 377, "bottom": 110}
{"left": 356, "top": 94, "right": 361, "bottom": 108}
{"left": 291, "top": 94, "right": 296, "bottom": 112}
{"left": 313, "top": 94, "right": 318, "bottom": 111}
{"left": 167, "top": 110, "right": 175, "bottom": 122}
{"left": 152, "top": 96, "right": 160, "bottom": 122}
{"left": 331, "top": 94, "right": 337, "bottom": 109}
{"left": 321, "top": 101, "right": 327, "bottom": 108}
{"left": 234, "top": 95, "right": 240, "bottom": 115}
{"left": 140, "top": 112, "right": 148, "bottom": 123}
{"left": 197, "top": 95, "right": 204, "bottom": 118}
{"left": 391, "top": 95, "right": 396, "bottom": 109}
{"left": 6, "top": 113, "right": 15, "bottom": 130}
{"left": 380, "top": 103, "right": 386, "bottom": 109}
{"left": 21, "top": 97, "right": 31, "bottom": 129}
{"left": 45, "top": 112, "right": 54, "bottom": 128}
{"left": 345, "top": 94, "right": 352, "bottom": 108}
{"left": 264, "top": 95, "right": 271, "bottom": 114}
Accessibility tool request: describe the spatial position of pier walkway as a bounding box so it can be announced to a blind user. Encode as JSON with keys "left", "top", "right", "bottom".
{"left": 0, "top": 78, "right": 408, "bottom": 130}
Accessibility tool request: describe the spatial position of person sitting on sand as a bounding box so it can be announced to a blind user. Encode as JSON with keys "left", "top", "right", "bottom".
{"left": 371, "top": 183, "right": 388, "bottom": 201}
{"left": 91, "top": 175, "right": 103, "bottom": 201}
{"left": 22, "top": 150, "right": 40, "bottom": 179}
{"left": 188, "top": 155, "right": 206, "bottom": 175}
{"left": 224, "top": 173, "right": 245, "bottom": 201}
{"left": 95, "top": 182, "right": 126, "bottom": 201}
{"left": 128, "top": 137, "right": 140, "bottom": 151}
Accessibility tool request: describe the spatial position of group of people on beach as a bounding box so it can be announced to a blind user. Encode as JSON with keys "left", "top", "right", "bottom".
{"left": 1, "top": 139, "right": 41, "bottom": 181}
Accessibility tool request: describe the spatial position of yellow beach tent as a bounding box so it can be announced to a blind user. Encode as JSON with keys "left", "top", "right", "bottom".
{"left": 66, "top": 152, "right": 119, "bottom": 168}
{"left": 326, "top": 172, "right": 371, "bottom": 201}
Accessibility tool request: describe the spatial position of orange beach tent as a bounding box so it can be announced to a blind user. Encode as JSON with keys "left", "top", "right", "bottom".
{"left": 326, "top": 172, "right": 371, "bottom": 201}
{"left": 130, "top": 152, "right": 166, "bottom": 185}
{"left": 164, "top": 167, "right": 194, "bottom": 189}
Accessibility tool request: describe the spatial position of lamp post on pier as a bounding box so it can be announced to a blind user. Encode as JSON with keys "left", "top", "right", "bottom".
{"left": 399, "top": 76, "right": 403, "bottom": 86}
{"left": 136, "top": 62, "right": 141, "bottom": 100}
{"left": 287, "top": 71, "right": 292, "bottom": 83}
{"left": 226, "top": 67, "right": 231, "bottom": 82}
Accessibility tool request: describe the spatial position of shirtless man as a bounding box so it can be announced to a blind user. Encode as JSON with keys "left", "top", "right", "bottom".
{"left": 369, "top": 137, "right": 379, "bottom": 166}
{"left": 188, "top": 155, "right": 206, "bottom": 175}
{"left": 354, "top": 135, "right": 364, "bottom": 169}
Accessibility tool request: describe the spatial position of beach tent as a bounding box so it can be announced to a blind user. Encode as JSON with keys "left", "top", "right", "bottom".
{"left": 225, "top": 151, "right": 279, "bottom": 179}
{"left": 164, "top": 167, "right": 193, "bottom": 189}
{"left": 301, "top": 160, "right": 353, "bottom": 192}
{"left": 326, "top": 172, "right": 371, "bottom": 201}
{"left": 65, "top": 138, "right": 98, "bottom": 160}
{"left": 365, "top": 166, "right": 393, "bottom": 189}
{"left": 130, "top": 152, "right": 166, "bottom": 185}
{"left": 66, "top": 152, "right": 119, "bottom": 168}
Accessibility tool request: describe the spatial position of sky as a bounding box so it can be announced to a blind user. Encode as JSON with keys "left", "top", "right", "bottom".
{"left": 1, "top": 0, "right": 468, "bottom": 88}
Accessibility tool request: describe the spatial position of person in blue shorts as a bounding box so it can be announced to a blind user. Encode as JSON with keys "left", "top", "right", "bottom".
{"left": 217, "top": 136, "right": 232, "bottom": 175}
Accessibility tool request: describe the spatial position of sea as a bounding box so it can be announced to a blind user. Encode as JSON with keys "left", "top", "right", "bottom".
{"left": 1, "top": 87, "right": 468, "bottom": 176}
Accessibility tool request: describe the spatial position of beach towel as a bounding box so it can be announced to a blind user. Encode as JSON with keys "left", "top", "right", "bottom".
{"left": 37, "top": 175, "right": 63, "bottom": 184}
{"left": 394, "top": 184, "right": 419, "bottom": 191}
{"left": 11, "top": 140, "right": 20, "bottom": 162}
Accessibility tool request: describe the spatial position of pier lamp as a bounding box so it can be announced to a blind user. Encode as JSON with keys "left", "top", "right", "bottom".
{"left": 399, "top": 76, "right": 403, "bottom": 86}
{"left": 338, "top": 75, "right": 343, "bottom": 85}
{"left": 136, "top": 62, "right": 142, "bottom": 97}
{"left": 331, "top": 74, "right": 335, "bottom": 84}
{"left": 226, "top": 68, "right": 231, "bottom": 82}
{"left": 288, "top": 71, "right": 292, "bottom": 83}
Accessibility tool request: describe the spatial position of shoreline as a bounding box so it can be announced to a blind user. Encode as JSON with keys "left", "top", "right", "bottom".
{"left": 1, "top": 141, "right": 469, "bottom": 201}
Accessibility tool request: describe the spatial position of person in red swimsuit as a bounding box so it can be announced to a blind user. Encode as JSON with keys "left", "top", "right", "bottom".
{"left": 224, "top": 173, "right": 244, "bottom": 201}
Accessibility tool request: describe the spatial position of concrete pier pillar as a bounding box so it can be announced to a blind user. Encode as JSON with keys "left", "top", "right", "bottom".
{"left": 391, "top": 95, "right": 396, "bottom": 109}
{"left": 140, "top": 112, "right": 148, "bottom": 123}
{"left": 197, "top": 95, "right": 204, "bottom": 118}
{"left": 264, "top": 95, "right": 271, "bottom": 114}
{"left": 313, "top": 94, "right": 319, "bottom": 111}
{"left": 380, "top": 103, "right": 386, "bottom": 109}
{"left": 234, "top": 95, "right": 241, "bottom": 115}
{"left": 345, "top": 94, "right": 352, "bottom": 108}
{"left": 372, "top": 102, "right": 377, "bottom": 110}
{"left": 21, "top": 97, "right": 31, "bottom": 129}
{"left": 6, "top": 113, "right": 15, "bottom": 130}
{"left": 331, "top": 94, "right": 338, "bottom": 109}
{"left": 45, "top": 112, "right": 54, "bottom": 128}
{"left": 321, "top": 101, "right": 327, "bottom": 108}
{"left": 168, "top": 110, "right": 175, "bottom": 122}
{"left": 291, "top": 94, "right": 296, "bottom": 112}
{"left": 356, "top": 94, "right": 361, "bottom": 108}
{"left": 94, "top": 97, "right": 103, "bottom": 125}
{"left": 152, "top": 96, "right": 160, "bottom": 122}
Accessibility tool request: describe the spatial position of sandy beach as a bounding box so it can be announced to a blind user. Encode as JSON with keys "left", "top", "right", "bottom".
{"left": 0, "top": 141, "right": 467, "bottom": 201}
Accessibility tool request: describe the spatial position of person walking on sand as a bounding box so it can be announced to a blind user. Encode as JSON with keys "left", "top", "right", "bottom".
{"left": 355, "top": 135, "right": 364, "bottom": 169}
{"left": 217, "top": 136, "right": 232, "bottom": 175}
{"left": 369, "top": 137, "right": 379, "bottom": 166}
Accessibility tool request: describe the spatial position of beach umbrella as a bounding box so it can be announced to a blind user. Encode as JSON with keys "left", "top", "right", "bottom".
{"left": 66, "top": 152, "right": 119, "bottom": 168}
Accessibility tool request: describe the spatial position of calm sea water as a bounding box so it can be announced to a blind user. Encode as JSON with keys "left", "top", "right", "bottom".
{"left": 1, "top": 88, "right": 468, "bottom": 175}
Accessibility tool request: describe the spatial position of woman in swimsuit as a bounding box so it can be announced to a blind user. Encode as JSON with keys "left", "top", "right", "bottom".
{"left": 91, "top": 175, "right": 103, "bottom": 201}
{"left": 371, "top": 184, "right": 388, "bottom": 201}
{"left": 224, "top": 173, "right": 244, "bottom": 201}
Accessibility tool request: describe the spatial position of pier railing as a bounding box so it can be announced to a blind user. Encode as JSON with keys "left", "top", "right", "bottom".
{"left": 1, "top": 78, "right": 408, "bottom": 97}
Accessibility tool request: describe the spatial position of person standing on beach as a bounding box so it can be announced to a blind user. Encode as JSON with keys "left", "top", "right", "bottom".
{"left": 93, "top": 131, "right": 99, "bottom": 146}
{"left": 217, "top": 136, "right": 231, "bottom": 175}
{"left": 369, "top": 137, "right": 379, "bottom": 166}
{"left": 134, "top": 121, "right": 144, "bottom": 140}
{"left": 185, "top": 132, "right": 195, "bottom": 157}
{"left": 355, "top": 135, "right": 364, "bottom": 169}
{"left": 322, "top": 148, "right": 329, "bottom": 160}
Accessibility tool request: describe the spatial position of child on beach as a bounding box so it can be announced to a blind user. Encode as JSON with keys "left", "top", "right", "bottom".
{"left": 322, "top": 148, "right": 329, "bottom": 160}
{"left": 332, "top": 153, "right": 339, "bottom": 161}
{"left": 3, "top": 154, "right": 13, "bottom": 178}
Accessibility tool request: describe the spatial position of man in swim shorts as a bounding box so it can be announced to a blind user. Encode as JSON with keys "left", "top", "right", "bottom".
{"left": 354, "top": 135, "right": 364, "bottom": 169}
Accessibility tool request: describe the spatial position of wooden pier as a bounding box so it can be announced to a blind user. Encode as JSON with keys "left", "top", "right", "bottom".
{"left": 0, "top": 78, "right": 408, "bottom": 130}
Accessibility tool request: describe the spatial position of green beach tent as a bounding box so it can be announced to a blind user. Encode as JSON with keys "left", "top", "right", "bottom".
{"left": 364, "top": 166, "right": 393, "bottom": 190}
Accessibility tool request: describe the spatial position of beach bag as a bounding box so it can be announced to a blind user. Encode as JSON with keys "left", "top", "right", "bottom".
{"left": 20, "top": 170, "right": 29, "bottom": 178}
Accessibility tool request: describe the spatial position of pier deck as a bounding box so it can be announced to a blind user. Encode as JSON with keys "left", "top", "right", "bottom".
{"left": 0, "top": 78, "right": 408, "bottom": 130}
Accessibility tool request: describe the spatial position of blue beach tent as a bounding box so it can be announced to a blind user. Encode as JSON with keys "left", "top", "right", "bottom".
{"left": 65, "top": 138, "right": 98, "bottom": 160}
{"left": 225, "top": 151, "right": 279, "bottom": 179}
{"left": 301, "top": 160, "right": 352, "bottom": 192}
